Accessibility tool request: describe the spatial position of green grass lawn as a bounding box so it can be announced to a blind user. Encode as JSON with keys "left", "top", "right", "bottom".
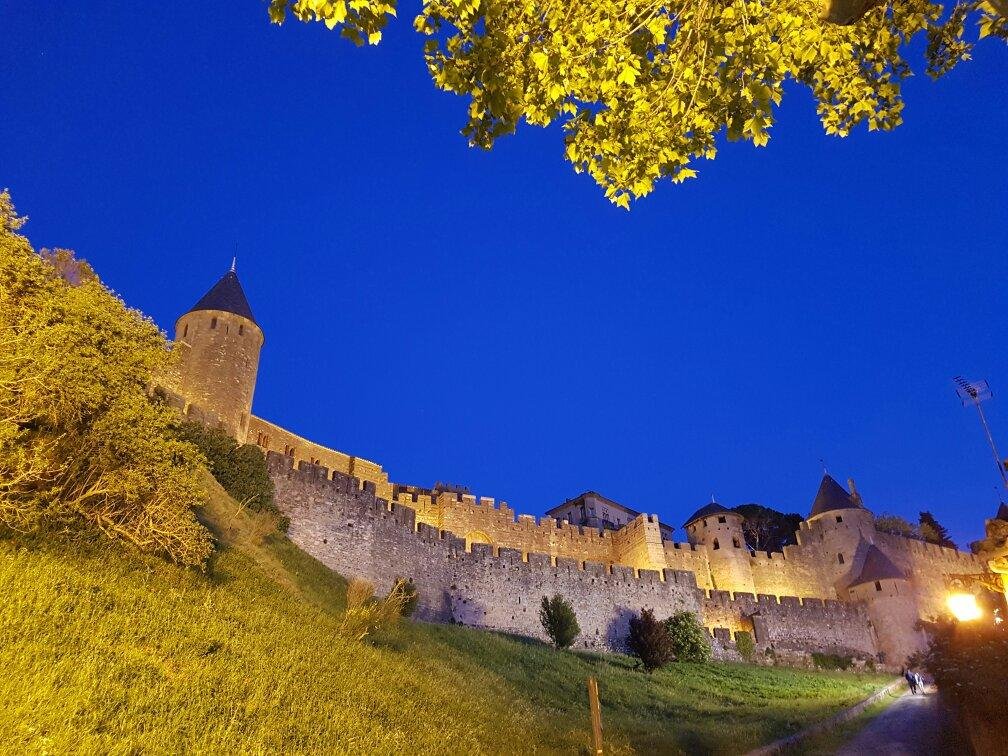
{"left": 0, "top": 475, "right": 894, "bottom": 754}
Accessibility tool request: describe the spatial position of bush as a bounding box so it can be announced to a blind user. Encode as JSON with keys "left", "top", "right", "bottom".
{"left": 396, "top": 577, "right": 418, "bottom": 617}
{"left": 627, "top": 609, "right": 674, "bottom": 672}
{"left": 734, "top": 630, "right": 755, "bottom": 661}
{"left": 539, "top": 594, "right": 580, "bottom": 649}
{"left": 923, "top": 618, "right": 1007, "bottom": 729}
{"left": 811, "top": 652, "right": 853, "bottom": 670}
{"left": 175, "top": 421, "right": 277, "bottom": 516}
{"left": 0, "top": 191, "right": 212, "bottom": 567}
{"left": 338, "top": 578, "right": 409, "bottom": 641}
{"left": 665, "top": 611, "right": 712, "bottom": 662}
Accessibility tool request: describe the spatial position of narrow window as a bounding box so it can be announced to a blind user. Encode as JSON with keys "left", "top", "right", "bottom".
{"left": 838, "top": 553, "right": 845, "bottom": 564}
{"left": 239, "top": 324, "right": 244, "bottom": 336}
{"left": 717, "top": 516, "right": 727, "bottom": 523}
{"left": 836, "top": 515, "right": 843, "bottom": 523}
{"left": 702, "top": 519, "right": 708, "bottom": 526}
{"left": 733, "top": 537, "right": 741, "bottom": 548}
{"left": 713, "top": 538, "right": 720, "bottom": 551}
{"left": 211, "top": 317, "right": 218, "bottom": 329}
{"left": 183, "top": 323, "right": 188, "bottom": 338}
{"left": 874, "top": 581, "right": 882, "bottom": 591}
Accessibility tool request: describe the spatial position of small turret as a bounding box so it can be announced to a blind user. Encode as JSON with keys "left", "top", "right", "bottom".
{"left": 684, "top": 501, "right": 754, "bottom": 593}
{"left": 843, "top": 542, "right": 926, "bottom": 665}
{"left": 170, "top": 266, "right": 263, "bottom": 439}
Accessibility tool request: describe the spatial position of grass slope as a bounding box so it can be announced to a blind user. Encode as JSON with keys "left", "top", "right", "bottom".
{"left": 0, "top": 475, "right": 893, "bottom": 754}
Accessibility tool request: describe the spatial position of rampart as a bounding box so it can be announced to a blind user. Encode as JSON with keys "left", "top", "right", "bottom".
{"left": 268, "top": 453, "right": 881, "bottom": 659}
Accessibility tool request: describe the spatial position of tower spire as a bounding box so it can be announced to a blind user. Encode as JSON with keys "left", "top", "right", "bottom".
{"left": 231, "top": 256, "right": 237, "bottom": 273}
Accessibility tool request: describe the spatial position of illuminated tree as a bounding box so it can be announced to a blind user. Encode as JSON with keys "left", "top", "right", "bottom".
{"left": 0, "top": 190, "right": 213, "bottom": 567}
{"left": 269, "top": 0, "right": 1007, "bottom": 206}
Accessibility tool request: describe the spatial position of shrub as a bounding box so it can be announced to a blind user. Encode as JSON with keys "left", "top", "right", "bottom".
{"left": 923, "top": 618, "right": 1007, "bottom": 730}
{"left": 627, "top": 609, "right": 674, "bottom": 672}
{"left": 665, "top": 611, "right": 712, "bottom": 662}
{"left": 539, "top": 594, "right": 580, "bottom": 649}
{"left": 0, "top": 191, "right": 212, "bottom": 567}
{"left": 811, "top": 652, "right": 853, "bottom": 670}
{"left": 734, "top": 630, "right": 755, "bottom": 661}
{"left": 396, "top": 577, "right": 418, "bottom": 617}
{"left": 338, "top": 578, "right": 409, "bottom": 641}
{"left": 174, "top": 421, "right": 276, "bottom": 515}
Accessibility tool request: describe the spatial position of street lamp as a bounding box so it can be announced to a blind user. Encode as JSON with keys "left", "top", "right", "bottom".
{"left": 947, "top": 592, "right": 983, "bottom": 622}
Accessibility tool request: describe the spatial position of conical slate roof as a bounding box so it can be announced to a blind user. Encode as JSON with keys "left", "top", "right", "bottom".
{"left": 809, "top": 474, "right": 860, "bottom": 518}
{"left": 846, "top": 544, "right": 905, "bottom": 588}
{"left": 996, "top": 503, "right": 1008, "bottom": 522}
{"left": 684, "top": 502, "right": 731, "bottom": 527}
{"left": 187, "top": 269, "right": 257, "bottom": 325}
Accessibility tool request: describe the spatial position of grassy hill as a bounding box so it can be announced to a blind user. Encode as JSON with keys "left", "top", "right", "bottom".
{"left": 0, "top": 475, "right": 894, "bottom": 754}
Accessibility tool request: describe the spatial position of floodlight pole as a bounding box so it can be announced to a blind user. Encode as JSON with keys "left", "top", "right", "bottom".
{"left": 955, "top": 376, "right": 1008, "bottom": 489}
{"left": 973, "top": 400, "right": 1007, "bottom": 489}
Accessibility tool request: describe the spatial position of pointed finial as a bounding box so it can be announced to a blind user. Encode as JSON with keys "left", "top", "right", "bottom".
{"left": 820, "top": 458, "right": 828, "bottom": 475}
{"left": 231, "top": 256, "right": 237, "bottom": 273}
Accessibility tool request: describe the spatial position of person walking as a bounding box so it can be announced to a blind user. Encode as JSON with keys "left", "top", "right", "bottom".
{"left": 904, "top": 669, "right": 918, "bottom": 694}
{"left": 914, "top": 671, "right": 925, "bottom": 695}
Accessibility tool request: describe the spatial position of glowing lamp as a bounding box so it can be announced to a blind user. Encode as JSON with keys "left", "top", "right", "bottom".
{"left": 947, "top": 592, "right": 982, "bottom": 622}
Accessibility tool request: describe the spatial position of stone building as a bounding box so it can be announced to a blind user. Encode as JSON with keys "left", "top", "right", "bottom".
{"left": 159, "top": 268, "right": 989, "bottom": 666}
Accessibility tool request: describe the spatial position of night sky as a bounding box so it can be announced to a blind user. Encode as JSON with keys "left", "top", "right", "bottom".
{"left": 3, "top": 3, "right": 1007, "bottom": 548}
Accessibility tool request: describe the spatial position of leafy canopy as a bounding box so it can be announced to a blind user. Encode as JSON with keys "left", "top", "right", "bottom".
{"left": 732, "top": 503, "right": 803, "bottom": 554}
{"left": 919, "top": 510, "right": 956, "bottom": 548}
{"left": 0, "top": 190, "right": 213, "bottom": 567}
{"left": 269, "top": 0, "right": 1007, "bottom": 207}
{"left": 874, "top": 512, "right": 922, "bottom": 540}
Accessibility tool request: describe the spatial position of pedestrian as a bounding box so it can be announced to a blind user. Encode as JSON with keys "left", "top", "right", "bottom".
{"left": 915, "top": 672, "right": 925, "bottom": 695}
{"left": 904, "top": 669, "right": 917, "bottom": 694}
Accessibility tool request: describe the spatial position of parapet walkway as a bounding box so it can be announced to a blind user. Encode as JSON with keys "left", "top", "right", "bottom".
{"left": 837, "top": 686, "right": 965, "bottom": 755}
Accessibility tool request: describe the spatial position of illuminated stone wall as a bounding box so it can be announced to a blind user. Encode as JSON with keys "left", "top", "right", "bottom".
{"left": 268, "top": 454, "right": 882, "bottom": 660}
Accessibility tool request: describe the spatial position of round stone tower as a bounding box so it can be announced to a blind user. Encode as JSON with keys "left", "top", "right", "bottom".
{"left": 844, "top": 542, "right": 927, "bottom": 665}
{"left": 684, "top": 502, "right": 755, "bottom": 593}
{"left": 805, "top": 474, "right": 876, "bottom": 589}
{"left": 171, "top": 263, "right": 263, "bottom": 440}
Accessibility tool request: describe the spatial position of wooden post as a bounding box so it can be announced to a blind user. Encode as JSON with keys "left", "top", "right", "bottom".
{"left": 587, "top": 676, "right": 603, "bottom": 756}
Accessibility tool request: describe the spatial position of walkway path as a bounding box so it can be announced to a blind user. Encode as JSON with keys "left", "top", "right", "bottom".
{"left": 837, "top": 685, "right": 965, "bottom": 755}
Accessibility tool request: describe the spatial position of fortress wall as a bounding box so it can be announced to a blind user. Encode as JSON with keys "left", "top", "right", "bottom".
{"left": 611, "top": 515, "right": 668, "bottom": 571}
{"left": 248, "top": 415, "right": 393, "bottom": 500}
{"left": 750, "top": 545, "right": 835, "bottom": 599}
{"left": 872, "top": 531, "right": 986, "bottom": 620}
{"left": 392, "top": 487, "right": 625, "bottom": 566}
{"left": 391, "top": 488, "right": 440, "bottom": 525}
{"left": 267, "top": 453, "right": 705, "bottom": 651}
{"left": 267, "top": 452, "right": 881, "bottom": 659}
{"left": 701, "top": 591, "right": 877, "bottom": 658}
{"left": 662, "top": 541, "right": 714, "bottom": 590}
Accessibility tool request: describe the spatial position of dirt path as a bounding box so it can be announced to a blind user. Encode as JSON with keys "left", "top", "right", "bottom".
{"left": 837, "top": 685, "right": 966, "bottom": 755}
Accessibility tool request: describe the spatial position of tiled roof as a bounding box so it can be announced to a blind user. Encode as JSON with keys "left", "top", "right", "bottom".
{"left": 683, "top": 502, "right": 731, "bottom": 527}
{"left": 809, "top": 474, "right": 860, "bottom": 518}
{"left": 847, "top": 544, "right": 905, "bottom": 588}
{"left": 187, "top": 270, "right": 257, "bottom": 325}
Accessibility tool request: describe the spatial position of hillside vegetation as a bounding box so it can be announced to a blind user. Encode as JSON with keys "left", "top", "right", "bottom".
{"left": 1, "top": 474, "right": 893, "bottom": 754}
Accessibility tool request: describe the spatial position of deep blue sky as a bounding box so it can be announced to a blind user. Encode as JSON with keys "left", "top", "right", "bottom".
{"left": 3, "top": 3, "right": 1007, "bottom": 547}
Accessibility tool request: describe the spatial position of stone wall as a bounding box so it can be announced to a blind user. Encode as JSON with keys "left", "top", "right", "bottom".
{"left": 269, "top": 453, "right": 881, "bottom": 659}
{"left": 247, "top": 415, "right": 392, "bottom": 499}
{"left": 702, "top": 591, "right": 877, "bottom": 658}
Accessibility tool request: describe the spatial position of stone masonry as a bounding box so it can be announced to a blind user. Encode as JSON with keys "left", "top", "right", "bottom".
{"left": 161, "top": 267, "right": 990, "bottom": 667}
